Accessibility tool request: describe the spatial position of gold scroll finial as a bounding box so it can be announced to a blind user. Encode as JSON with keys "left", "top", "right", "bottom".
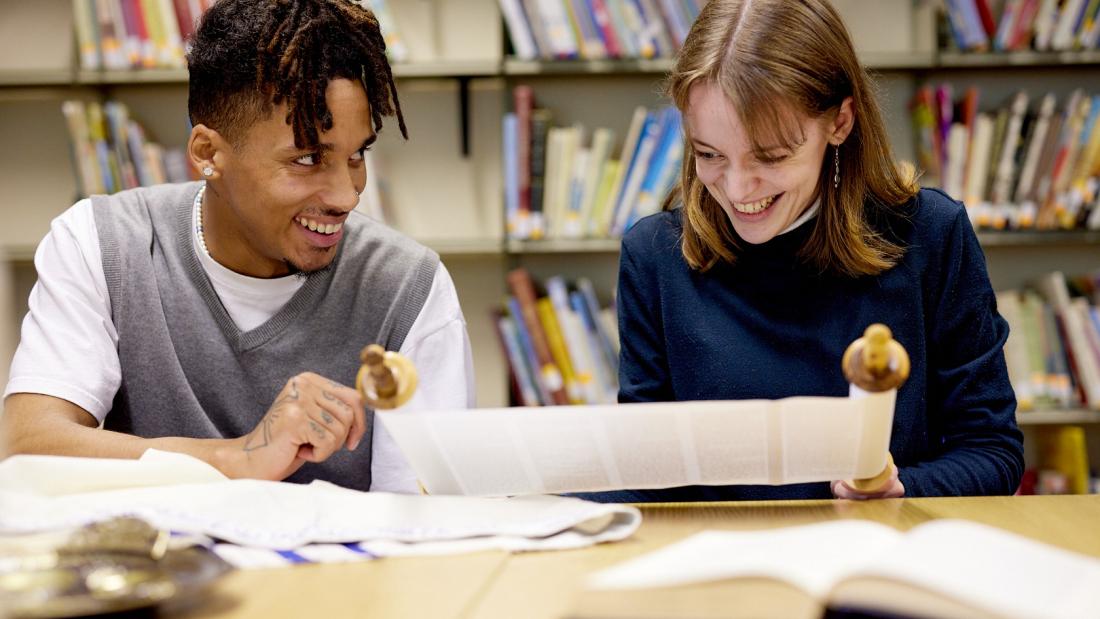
{"left": 842, "top": 324, "right": 910, "bottom": 393}
{"left": 842, "top": 324, "right": 910, "bottom": 493}
{"left": 356, "top": 344, "right": 418, "bottom": 410}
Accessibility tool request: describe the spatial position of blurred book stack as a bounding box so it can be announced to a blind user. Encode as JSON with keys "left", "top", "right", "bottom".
{"left": 498, "top": 0, "right": 703, "bottom": 60}
{"left": 496, "top": 268, "right": 619, "bottom": 406}
{"left": 61, "top": 99, "right": 193, "bottom": 197}
{"left": 940, "top": 0, "right": 1100, "bottom": 53}
{"left": 504, "top": 85, "right": 683, "bottom": 240}
{"left": 999, "top": 269, "right": 1100, "bottom": 413}
{"left": 72, "top": 0, "right": 407, "bottom": 71}
{"left": 911, "top": 86, "right": 1100, "bottom": 230}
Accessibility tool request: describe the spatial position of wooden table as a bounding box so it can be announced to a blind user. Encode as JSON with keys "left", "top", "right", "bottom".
{"left": 169, "top": 495, "right": 1100, "bottom": 619}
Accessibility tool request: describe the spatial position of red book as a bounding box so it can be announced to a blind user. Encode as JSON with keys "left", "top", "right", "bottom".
{"left": 172, "top": 0, "right": 194, "bottom": 41}
{"left": 974, "top": 0, "right": 997, "bottom": 37}
{"left": 513, "top": 86, "right": 535, "bottom": 233}
{"left": 588, "top": 0, "right": 623, "bottom": 58}
{"left": 506, "top": 268, "right": 569, "bottom": 406}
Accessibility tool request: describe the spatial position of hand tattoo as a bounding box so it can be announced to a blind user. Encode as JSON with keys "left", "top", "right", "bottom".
{"left": 243, "top": 416, "right": 273, "bottom": 451}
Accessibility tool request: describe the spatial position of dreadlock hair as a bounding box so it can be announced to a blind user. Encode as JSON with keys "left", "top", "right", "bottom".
{"left": 187, "top": 0, "right": 406, "bottom": 149}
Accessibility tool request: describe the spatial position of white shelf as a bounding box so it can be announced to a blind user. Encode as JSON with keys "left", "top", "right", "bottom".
{"left": 502, "top": 52, "right": 937, "bottom": 75}
{"left": 506, "top": 238, "right": 621, "bottom": 254}
{"left": 938, "top": 50, "right": 1100, "bottom": 68}
{"left": 0, "top": 69, "right": 73, "bottom": 86}
{"left": 1, "top": 239, "right": 503, "bottom": 261}
{"left": 392, "top": 61, "right": 499, "bottom": 78}
{"left": 420, "top": 238, "right": 503, "bottom": 256}
{"left": 1017, "top": 409, "right": 1100, "bottom": 425}
{"left": 4, "top": 49, "right": 1096, "bottom": 89}
{"left": 76, "top": 69, "right": 189, "bottom": 85}
{"left": 504, "top": 58, "right": 674, "bottom": 75}
{"left": 502, "top": 230, "right": 1100, "bottom": 254}
{"left": 0, "top": 62, "right": 503, "bottom": 88}
{"left": 858, "top": 51, "right": 937, "bottom": 70}
{"left": 977, "top": 230, "right": 1100, "bottom": 247}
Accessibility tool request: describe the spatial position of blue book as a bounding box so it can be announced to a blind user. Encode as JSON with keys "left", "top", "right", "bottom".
{"left": 623, "top": 108, "right": 683, "bottom": 233}
{"left": 508, "top": 296, "right": 551, "bottom": 405}
{"left": 570, "top": 290, "right": 616, "bottom": 398}
{"left": 612, "top": 108, "right": 674, "bottom": 236}
{"left": 576, "top": 277, "right": 618, "bottom": 376}
{"left": 609, "top": 110, "right": 656, "bottom": 230}
{"left": 496, "top": 314, "right": 542, "bottom": 407}
{"left": 503, "top": 113, "right": 521, "bottom": 238}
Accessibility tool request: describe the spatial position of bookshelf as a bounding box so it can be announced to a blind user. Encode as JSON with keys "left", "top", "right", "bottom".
{"left": 1, "top": 0, "right": 1099, "bottom": 490}
{"left": 490, "top": 0, "right": 1100, "bottom": 493}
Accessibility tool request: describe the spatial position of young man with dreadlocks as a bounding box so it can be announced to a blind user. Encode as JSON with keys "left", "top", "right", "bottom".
{"left": 0, "top": 0, "right": 473, "bottom": 493}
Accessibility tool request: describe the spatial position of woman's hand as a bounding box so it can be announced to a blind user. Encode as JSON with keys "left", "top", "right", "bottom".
{"left": 831, "top": 462, "right": 905, "bottom": 499}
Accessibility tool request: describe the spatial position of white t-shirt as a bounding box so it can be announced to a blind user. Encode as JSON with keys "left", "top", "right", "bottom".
{"left": 4, "top": 199, "right": 475, "bottom": 493}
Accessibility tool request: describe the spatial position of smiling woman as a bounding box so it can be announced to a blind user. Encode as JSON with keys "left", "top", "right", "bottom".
{"left": 590, "top": 0, "right": 1026, "bottom": 504}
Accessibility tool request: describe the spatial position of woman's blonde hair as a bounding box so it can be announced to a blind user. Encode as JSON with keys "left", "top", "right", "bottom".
{"left": 665, "top": 0, "right": 918, "bottom": 276}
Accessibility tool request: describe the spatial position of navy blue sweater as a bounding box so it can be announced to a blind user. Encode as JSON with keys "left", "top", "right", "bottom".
{"left": 615, "top": 188, "right": 1024, "bottom": 500}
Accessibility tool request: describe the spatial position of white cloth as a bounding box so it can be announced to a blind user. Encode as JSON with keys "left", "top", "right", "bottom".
{"left": 4, "top": 199, "right": 475, "bottom": 493}
{"left": 0, "top": 451, "right": 642, "bottom": 565}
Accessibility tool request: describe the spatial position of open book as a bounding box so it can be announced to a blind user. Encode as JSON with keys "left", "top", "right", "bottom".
{"left": 586, "top": 519, "right": 1100, "bottom": 619}
{"left": 377, "top": 391, "right": 895, "bottom": 496}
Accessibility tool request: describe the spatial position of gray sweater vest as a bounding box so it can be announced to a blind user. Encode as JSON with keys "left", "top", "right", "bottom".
{"left": 92, "top": 182, "right": 439, "bottom": 491}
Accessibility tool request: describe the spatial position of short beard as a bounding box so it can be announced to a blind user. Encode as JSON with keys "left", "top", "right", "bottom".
{"left": 284, "top": 258, "right": 330, "bottom": 279}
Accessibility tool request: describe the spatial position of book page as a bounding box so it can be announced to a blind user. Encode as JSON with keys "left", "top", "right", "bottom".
{"left": 587, "top": 521, "right": 902, "bottom": 599}
{"left": 377, "top": 392, "right": 895, "bottom": 496}
{"left": 837, "top": 519, "right": 1100, "bottom": 619}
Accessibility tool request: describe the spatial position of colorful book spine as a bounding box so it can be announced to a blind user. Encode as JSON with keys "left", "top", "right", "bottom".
{"left": 506, "top": 268, "right": 569, "bottom": 405}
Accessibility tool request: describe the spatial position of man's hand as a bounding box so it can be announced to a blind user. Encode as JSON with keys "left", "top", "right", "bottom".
{"left": 831, "top": 462, "right": 905, "bottom": 500}
{"left": 222, "top": 373, "right": 367, "bottom": 480}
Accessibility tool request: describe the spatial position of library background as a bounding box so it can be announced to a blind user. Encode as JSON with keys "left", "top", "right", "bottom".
{"left": 0, "top": 0, "right": 1098, "bottom": 494}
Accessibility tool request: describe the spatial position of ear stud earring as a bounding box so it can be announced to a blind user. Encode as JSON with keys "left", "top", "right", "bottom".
{"left": 202, "top": 167, "right": 214, "bottom": 177}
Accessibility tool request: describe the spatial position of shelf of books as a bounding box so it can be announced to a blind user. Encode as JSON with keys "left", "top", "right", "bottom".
{"left": 65, "top": 0, "right": 490, "bottom": 83}
{"left": 940, "top": 0, "right": 1100, "bottom": 57}
{"left": 503, "top": 78, "right": 1100, "bottom": 245}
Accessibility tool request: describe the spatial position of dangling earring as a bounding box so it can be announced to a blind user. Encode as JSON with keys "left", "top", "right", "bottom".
{"left": 202, "top": 166, "right": 214, "bottom": 177}
{"left": 833, "top": 144, "right": 840, "bottom": 190}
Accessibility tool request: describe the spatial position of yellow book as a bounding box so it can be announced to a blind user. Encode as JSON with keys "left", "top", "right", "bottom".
{"left": 1037, "top": 425, "right": 1090, "bottom": 494}
{"left": 140, "top": 0, "right": 167, "bottom": 68}
{"left": 537, "top": 297, "right": 580, "bottom": 404}
{"left": 587, "top": 159, "right": 620, "bottom": 238}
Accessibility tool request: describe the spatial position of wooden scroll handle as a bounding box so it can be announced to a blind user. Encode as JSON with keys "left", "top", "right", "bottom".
{"left": 842, "top": 324, "right": 910, "bottom": 493}
{"left": 356, "top": 344, "right": 418, "bottom": 410}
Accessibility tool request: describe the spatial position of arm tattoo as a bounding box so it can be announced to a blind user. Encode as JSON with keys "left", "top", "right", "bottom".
{"left": 244, "top": 380, "right": 300, "bottom": 452}
{"left": 243, "top": 417, "right": 273, "bottom": 452}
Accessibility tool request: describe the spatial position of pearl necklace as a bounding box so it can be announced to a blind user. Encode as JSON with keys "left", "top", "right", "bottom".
{"left": 193, "top": 184, "right": 211, "bottom": 257}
